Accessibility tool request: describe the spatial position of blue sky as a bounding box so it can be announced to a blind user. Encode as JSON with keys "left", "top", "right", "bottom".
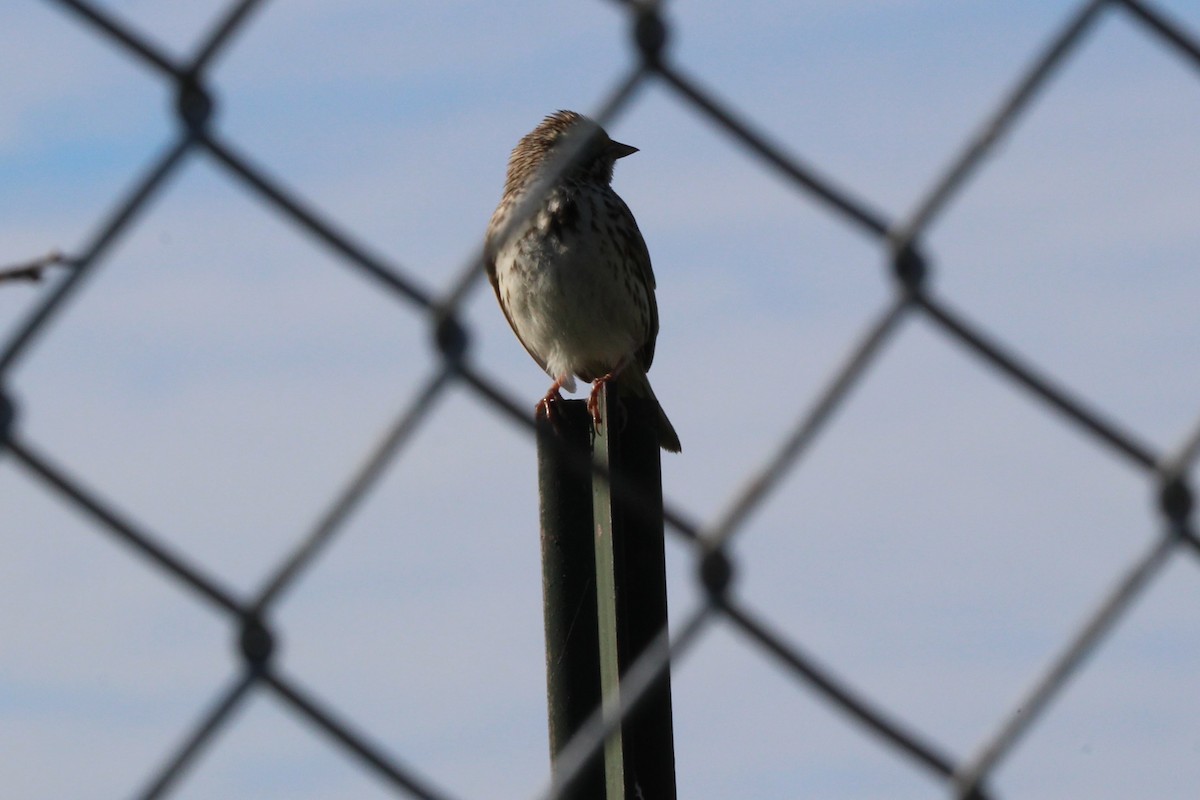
{"left": 3, "top": 1, "right": 1200, "bottom": 798}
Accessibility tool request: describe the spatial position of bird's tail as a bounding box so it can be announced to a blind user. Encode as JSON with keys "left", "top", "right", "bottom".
{"left": 617, "top": 365, "right": 682, "bottom": 453}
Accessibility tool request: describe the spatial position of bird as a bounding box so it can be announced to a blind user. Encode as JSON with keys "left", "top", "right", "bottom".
{"left": 485, "top": 110, "right": 681, "bottom": 453}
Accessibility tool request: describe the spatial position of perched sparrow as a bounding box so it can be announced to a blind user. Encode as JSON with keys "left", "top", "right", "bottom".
{"left": 486, "top": 110, "right": 681, "bottom": 453}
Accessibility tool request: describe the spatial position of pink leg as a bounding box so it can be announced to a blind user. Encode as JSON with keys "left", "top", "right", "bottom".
{"left": 536, "top": 375, "right": 569, "bottom": 422}
{"left": 586, "top": 357, "right": 631, "bottom": 428}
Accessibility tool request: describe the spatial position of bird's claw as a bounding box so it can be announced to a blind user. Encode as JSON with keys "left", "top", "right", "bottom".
{"left": 586, "top": 375, "right": 614, "bottom": 429}
{"left": 536, "top": 390, "right": 565, "bottom": 424}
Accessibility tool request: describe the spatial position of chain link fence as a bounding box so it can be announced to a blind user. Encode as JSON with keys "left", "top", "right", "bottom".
{"left": 3, "top": 0, "right": 1199, "bottom": 797}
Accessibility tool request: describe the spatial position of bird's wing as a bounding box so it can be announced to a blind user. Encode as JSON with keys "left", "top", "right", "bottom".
{"left": 485, "top": 235, "right": 551, "bottom": 376}
{"left": 613, "top": 195, "right": 660, "bottom": 373}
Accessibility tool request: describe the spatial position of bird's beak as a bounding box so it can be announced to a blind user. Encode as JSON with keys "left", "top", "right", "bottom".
{"left": 608, "top": 140, "right": 639, "bottom": 159}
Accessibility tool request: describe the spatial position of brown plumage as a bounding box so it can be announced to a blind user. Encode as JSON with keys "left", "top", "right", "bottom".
{"left": 485, "top": 110, "right": 680, "bottom": 452}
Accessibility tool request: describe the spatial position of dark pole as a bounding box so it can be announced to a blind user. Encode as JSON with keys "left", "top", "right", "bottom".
{"left": 537, "top": 400, "right": 605, "bottom": 800}
{"left": 537, "top": 387, "right": 677, "bottom": 800}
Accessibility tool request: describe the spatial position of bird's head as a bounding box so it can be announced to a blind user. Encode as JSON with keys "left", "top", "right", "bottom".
{"left": 504, "top": 109, "right": 637, "bottom": 194}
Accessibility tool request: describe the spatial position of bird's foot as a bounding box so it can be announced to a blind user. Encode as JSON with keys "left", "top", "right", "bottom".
{"left": 536, "top": 375, "right": 570, "bottom": 426}
{"left": 586, "top": 374, "right": 615, "bottom": 429}
{"left": 536, "top": 389, "right": 566, "bottom": 424}
{"left": 587, "top": 357, "right": 632, "bottom": 429}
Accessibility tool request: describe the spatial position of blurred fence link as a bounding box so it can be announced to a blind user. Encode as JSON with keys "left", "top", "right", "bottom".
{"left": 3, "top": 1, "right": 1200, "bottom": 798}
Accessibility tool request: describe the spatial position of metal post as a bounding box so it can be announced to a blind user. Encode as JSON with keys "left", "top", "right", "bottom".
{"left": 538, "top": 400, "right": 605, "bottom": 799}
{"left": 537, "top": 387, "right": 677, "bottom": 800}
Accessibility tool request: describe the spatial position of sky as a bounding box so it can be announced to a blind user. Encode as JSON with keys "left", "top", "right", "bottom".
{"left": 3, "top": 1, "right": 1200, "bottom": 798}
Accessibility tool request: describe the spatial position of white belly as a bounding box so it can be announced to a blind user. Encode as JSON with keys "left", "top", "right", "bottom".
{"left": 494, "top": 192, "right": 647, "bottom": 385}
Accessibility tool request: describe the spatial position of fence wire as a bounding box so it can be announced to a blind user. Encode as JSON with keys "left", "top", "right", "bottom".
{"left": 2, "top": 0, "right": 1199, "bottom": 798}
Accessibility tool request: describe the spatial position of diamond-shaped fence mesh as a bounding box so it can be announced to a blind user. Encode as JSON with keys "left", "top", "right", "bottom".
{"left": 3, "top": 1, "right": 1200, "bottom": 798}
